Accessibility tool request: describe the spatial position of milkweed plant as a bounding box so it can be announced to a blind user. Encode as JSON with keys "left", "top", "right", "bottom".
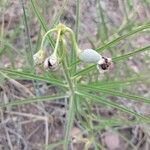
{"left": 32, "top": 23, "right": 150, "bottom": 149}
{"left": 0, "top": 20, "right": 150, "bottom": 149}
{"left": 33, "top": 23, "right": 113, "bottom": 149}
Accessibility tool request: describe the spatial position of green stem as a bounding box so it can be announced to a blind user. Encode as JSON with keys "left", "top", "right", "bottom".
{"left": 65, "top": 27, "right": 80, "bottom": 75}
{"left": 62, "top": 61, "right": 74, "bottom": 93}
{"left": 62, "top": 60, "right": 75, "bottom": 150}
{"left": 53, "top": 29, "right": 61, "bottom": 56}
{"left": 66, "top": 27, "right": 80, "bottom": 54}
{"left": 61, "top": 36, "right": 75, "bottom": 150}
{"left": 40, "top": 28, "right": 57, "bottom": 50}
{"left": 64, "top": 94, "right": 75, "bottom": 150}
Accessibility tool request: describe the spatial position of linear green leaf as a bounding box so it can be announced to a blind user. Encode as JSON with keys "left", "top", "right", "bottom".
{"left": 0, "top": 69, "right": 67, "bottom": 88}
{"left": 86, "top": 75, "right": 148, "bottom": 89}
{"left": 96, "top": 22, "right": 150, "bottom": 52}
{"left": 113, "top": 45, "right": 150, "bottom": 62}
{"left": 79, "top": 85, "right": 150, "bottom": 104}
{"left": 77, "top": 90, "right": 148, "bottom": 120}
{"left": 0, "top": 94, "right": 68, "bottom": 108}
{"left": 45, "top": 140, "right": 64, "bottom": 150}
{"left": 91, "top": 115, "right": 148, "bottom": 130}
{"left": 73, "top": 65, "right": 96, "bottom": 78}
{"left": 30, "top": 0, "right": 55, "bottom": 48}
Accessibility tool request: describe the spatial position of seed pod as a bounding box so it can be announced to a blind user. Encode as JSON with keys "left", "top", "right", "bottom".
{"left": 33, "top": 50, "right": 46, "bottom": 65}
{"left": 78, "top": 49, "right": 102, "bottom": 64}
{"left": 44, "top": 55, "right": 59, "bottom": 71}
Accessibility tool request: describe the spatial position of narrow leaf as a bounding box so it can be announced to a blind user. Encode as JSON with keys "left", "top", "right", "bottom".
{"left": 30, "top": 0, "right": 55, "bottom": 48}
{"left": 77, "top": 90, "right": 149, "bottom": 120}
{"left": 96, "top": 22, "right": 150, "bottom": 52}
{"left": 113, "top": 45, "right": 150, "bottom": 62}
{"left": 79, "top": 85, "right": 150, "bottom": 104}
{"left": 0, "top": 69, "right": 67, "bottom": 88}
{"left": 0, "top": 94, "right": 68, "bottom": 108}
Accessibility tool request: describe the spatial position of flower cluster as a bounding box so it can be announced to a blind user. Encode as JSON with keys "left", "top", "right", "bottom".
{"left": 33, "top": 23, "right": 112, "bottom": 73}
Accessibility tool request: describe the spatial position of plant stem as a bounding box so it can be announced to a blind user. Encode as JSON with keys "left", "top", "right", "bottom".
{"left": 62, "top": 60, "right": 75, "bottom": 150}
{"left": 64, "top": 94, "right": 75, "bottom": 150}
{"left": 40, "top": 28, "right": 57, "bottom": 50}
{"left": 66, "top": 27, "right": 80, "bottom": 54}
{"left": 65, "top": 27, "right": 80, "bottom": 75}
{"left": 61, "top": 36, "right": 75, "bottom": 150}
{"left": 62, "top": 62, "right": 74, "bottom": 93}
{"left": 53, "top": 29, "right": 61, "bottom": 56}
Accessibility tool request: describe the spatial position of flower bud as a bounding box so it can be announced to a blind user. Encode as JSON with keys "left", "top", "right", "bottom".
{"left": 44, "top": 55, "right": 59, "bottom": 71}
{"left": 33, "top": 50, "right": 46, "bottom": 65}
{"left": 78, "top": 49, "right": 102, "bottom": 64}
